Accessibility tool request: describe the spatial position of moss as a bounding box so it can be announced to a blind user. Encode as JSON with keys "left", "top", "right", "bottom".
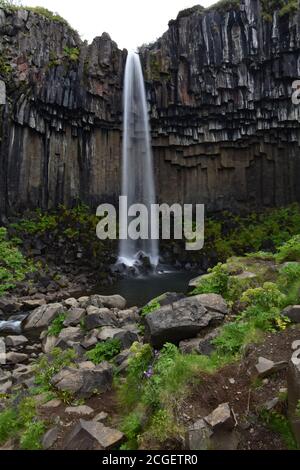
{"left": 261, "top": 0, "right": 299, "bottom": 21}
{"left": 177, "top": 5, "right": 205, "bottom": 19}
{"left": 0, "top": 53, "right": 12, "bottom": 79}
{"left": 207, "top": 0, "right": 241, "bottom": 13}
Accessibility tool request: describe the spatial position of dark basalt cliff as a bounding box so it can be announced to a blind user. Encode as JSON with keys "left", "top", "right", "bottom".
{"left": 0, "top": 0, "right": 300, "bottom": 217}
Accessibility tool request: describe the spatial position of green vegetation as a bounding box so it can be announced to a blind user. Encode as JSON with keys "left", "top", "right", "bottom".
{"left": 34, "top": 348, "right": 77, "bottom": 402}
{"left": 0, "top": 227, "right": 35, "bottom": 296}
{"left": 275, "top": 235, "right": 300, "bottom": 263}
{"left": 47, "top": 313, "right": 67, "bottom": 337}
{"left": 0, "top": 53, "right": 12, "bottom": 78}
{"left": 208, "top": 0, "right": 240, "bottom": 13}
{"left": 260, "top": 409, "right": 299, "bottom": 449}
{"left": 0, "top": 397, "right": 45, "bottom": 450}
{"left": 191, "top": 263, "right": 229, "bottom": 298}
{"left": 86, "top": 339, "right": 122, "bottom": 365}
{"left": 118, "top": 342, "right": 232, "bottom": 449}
{"left": 141, "top": 299, "right": 161, "bottom": 317}
{"left": 63, "top": 46, "right": 80, "bottom": 62}
{"left": 261, "top": 0, "right": 299, "bottom": 21}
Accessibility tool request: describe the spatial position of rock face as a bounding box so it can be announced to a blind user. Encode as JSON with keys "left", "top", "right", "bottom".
{"left": 51, "top": 362, "right": 113, "bottom": 398}
{"left": 144, "top": 295, "right": 226, "bottom": 348}
{"left": 141, "top": 1, "right": 300, "bottom": 211}
{"left": 0, "top": 2, "right": 300, "bottom": 216}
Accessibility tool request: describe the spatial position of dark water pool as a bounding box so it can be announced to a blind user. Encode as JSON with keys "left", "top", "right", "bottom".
{"left": 96, "top": 270, "right": 199, "bottom": 307}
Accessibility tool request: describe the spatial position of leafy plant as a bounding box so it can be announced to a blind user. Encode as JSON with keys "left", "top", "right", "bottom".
{"left": 0, "top": 396, "right": 45, "bottom": 449}
{"left": 191, "top": 263, "right": 229, "bottom": 298}
{"left": 0, "top": 227, "right": 35, "bottom": 296}
{"left": 260, "top": 409, "right": 298, "bottom": 449}
{"left": 86, "top": 339, "right": 121, "bottom": 365}
{"left": 275, "top": 235, "right": 300, "bottom": 263}
{"left": 63, "top": 46, "right": 80, "bottom": 62}
{"left": 34, "top": 348, "right": 77, "bottom": 396}
{"left": 47, "top": 313, "right": 66, "bottom": 337}
{"left": 141, "top": 300, "right": 161, "bottom": 317}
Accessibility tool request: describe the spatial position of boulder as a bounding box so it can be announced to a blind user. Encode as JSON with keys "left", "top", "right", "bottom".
{"left": 144, "top": 295, "right": 225, "bottom": 349}
{"left": 42, "top": 427, "right": 59, "bottom": 450}
{"left": 65, "top": 405, "right": 94, "bottom": 417}
{"left": 85, "top": 309, "right": 117, "bottom": 331}
{"left": 5, "top": 335, "right": 28, "bottom": 348}
{"left": 23, "top": 303, "right": 63, "bottom": 331}
{"left": 0, "top": 370, "right": 12, "bottom": 393}
{"left": 98, "top": 327, "right": 138, "bottom": 350}
{"left": 40, "top": 399, "right": 62, "bottom": 410}
{"left": 0, "top": 297, "right": 22, "bottom": 313}
{"left": 12, "top": 364, "right": 35, "bottom": 384}
{"left": 193, "top": 294, "right": 228, "bottom": 315}
{"left": 63, "top": 298, "right": 79, "bottom": 309}
{"left": 6, "top": 352, "right": 28, "bottom": 364}
{"left": 63, "top": 308, "right": 86, "bottom": 327}
{"left": 179, "top": 329, "right": 220, "bottom": 356}
{"left": 255, "top": 357, "right": 288, "bottom": 379}
{"left": 80, "top": 330, "right": 99, "bottom": 350}
{"left": 185, "top": 419, "right": 213, "bottom": 450}
{"left": 58, "top": 327, "right": 83, "bottom": 343}
{"left": 116, "top": 308, "right": 140, "bottom": 327}
{"left": 42, "top": 335, "right": 57, "bottom": 354}
{"left": 282, "top": 306, "right": 300, "bottom": 324}
{"left": 51, "top": 362, "right": 113, "bottom": 398}
{"left": 64, "top": 419, "right": 124, "bottom": 450}
{"left": 22, "top": 299, "right": 46, "bottom": 310}
{"left": 93, "top": 295, "right": 126, "bottom": 310}
{"left": 204, "top": 403, "right": 234, "bottom": 431}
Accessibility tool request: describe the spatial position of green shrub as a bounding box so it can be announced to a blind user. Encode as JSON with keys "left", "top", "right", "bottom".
{"left": 86, "top": 339, "right": 121, "bottom": 365}
{"left": 47, "top": 313, "right": 66, "bottom": 337}
{"left": 63, "top": 46, "right": 80, "bottom": 62}
{"left": 191, "top": 263, "right": 229, "bottom": 298}
{"left": 19, "top": 420, "right": 45, "bottom": 450}
{"left": 34, "top": 348, "right": 77, "bottom": 396}
{"left": 0, "top": 396, "right": 45, "bottom": 449}
{"left": 260, "top": 409, "right": 298, "bottom": 449}
{"left": 0, "top": 227, "right": 35, "bottom": 296}
{"left": 240, "top": 282, "right": 286, "bottom": 310}
{"left": 275, "top": 235, "right": 300, "bottom": 263}
{"left": 141, "top": 300, "right": 161, "bottom": 317}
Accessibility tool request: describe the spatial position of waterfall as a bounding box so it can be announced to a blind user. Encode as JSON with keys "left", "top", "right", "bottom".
{"left": 119, "top": 51, "right": 159, "bottom": 268}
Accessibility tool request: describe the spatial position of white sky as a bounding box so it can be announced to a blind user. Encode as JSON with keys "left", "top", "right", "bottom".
{"left": 23, "top": 0, "right": 214, "bottom": 50}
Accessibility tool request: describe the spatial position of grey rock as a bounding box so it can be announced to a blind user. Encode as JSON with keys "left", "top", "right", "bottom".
{"left": 22, "top": 299, "right": 46, "bottom": 310}
{"left": 204, "top": 403, "right": 234, "bottom": 431}
{"left": 42, "top": 427, "right": 59, "bottom": 450}
{"left": 23, "top": 303, "right": 63, "bottom": 331}
{"left": 6, "top": 352, "right": 28, "bottom": 364}
{"left": 65, "top": 405, "right": 94, "bottom": 417}
{"left": 64, "top": 419, "right": 124, "bottom": 450}
{"left": 282, "top": 306, "right": 300, "bottom": 324}
{"left": 51, "top": 362, "right": 113, "bottom": 398}
{"left": 12, "top": 364, "right": 35, "bottom": 384}
{"left": 93, "top": 411, "right": 108, "bottom": 422}
{"left": 144, "top": 295, "right": 225, "bottom": 348}
{"left": 5, "top": 335, "right": 28, "bottom": 348}
{"left": 193, "top": 294, "right": 228, "bottom": 315}
{"left": 85, "top": 309, "right": 117, "bottom": 331}
{"left": 63, "top": 308, "right": 86, "bottom": 327}
{"left": 185, "top": 419, "right": 213, "bottom": 450}
{"left": 255, "top": 357, "right": 288, "bottom": 379}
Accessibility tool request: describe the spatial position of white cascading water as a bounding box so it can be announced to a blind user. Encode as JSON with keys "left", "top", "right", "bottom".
{"left": 119, "top": 51, "right": 159, "bottom": 268}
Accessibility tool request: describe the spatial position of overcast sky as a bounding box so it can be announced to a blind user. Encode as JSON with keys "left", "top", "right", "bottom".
{"left": 23, "top": 0, "right": 214, "bottom": 50}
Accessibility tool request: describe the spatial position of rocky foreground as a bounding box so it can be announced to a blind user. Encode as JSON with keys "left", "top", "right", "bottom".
{"left": 1, "top": 280, "right": 300, "bottom": 450}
